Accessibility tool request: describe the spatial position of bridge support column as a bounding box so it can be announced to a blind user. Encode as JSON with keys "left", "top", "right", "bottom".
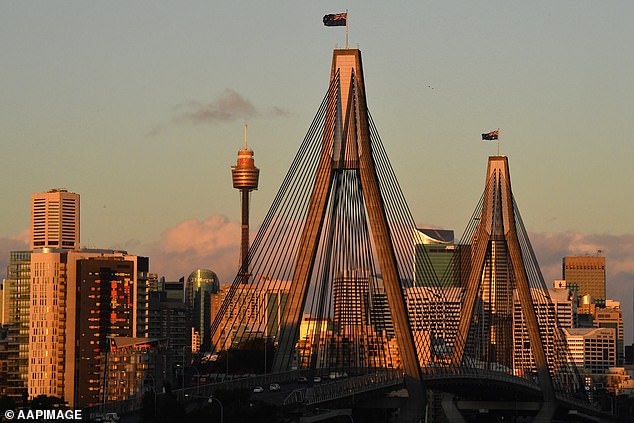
{"left": 534, "top": 400, "right": 556, "bottom": 423}
{"left": 396, "top": 377, "right": 425, "bottom": 423}
{"left": 440, "top": 393, "right": 466, "bottom": 423}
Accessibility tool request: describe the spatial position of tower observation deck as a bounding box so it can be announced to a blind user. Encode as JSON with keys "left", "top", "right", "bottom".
{"left": 231, "top": 124, "right": 259, "bottom": 283}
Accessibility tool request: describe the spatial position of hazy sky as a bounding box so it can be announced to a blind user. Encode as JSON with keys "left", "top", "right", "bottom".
{"left": 1, "top": 2, "right": 633, "bottom": 342}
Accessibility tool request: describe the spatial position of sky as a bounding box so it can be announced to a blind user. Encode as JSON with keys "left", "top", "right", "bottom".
{"left": 1, "top": 1, "right": 633, "bottom": 343}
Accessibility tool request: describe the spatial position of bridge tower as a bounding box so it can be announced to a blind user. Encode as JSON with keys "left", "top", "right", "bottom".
{"left": 271, "top": 48, "right": 423, "bottom": 387}
{"left": 452, "top": 156, "right": 557, "bottom": 420}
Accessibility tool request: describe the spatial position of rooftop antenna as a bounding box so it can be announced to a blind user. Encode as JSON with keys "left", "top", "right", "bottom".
{"left": 244, "top": 121, "right": 248, "bottom": 149}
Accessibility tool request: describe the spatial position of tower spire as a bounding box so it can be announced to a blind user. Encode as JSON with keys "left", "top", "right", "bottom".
{"left": 244, "top": 121, "right": 248, "bottom": 149}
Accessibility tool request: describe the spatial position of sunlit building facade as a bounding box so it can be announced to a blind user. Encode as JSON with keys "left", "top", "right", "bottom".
{"left": 186, "top": 269, "right": 219, "bottom": 352}
{"left": 27, "top": 249, "right": 148, "bottom": 406}
{"left": 563, "top": 327, "right": 616, "bottom": 374}
{"left": 562, "top": 255, "right": 606, "bottom": 304}
{"left": 30, "top": 189, "right": 80, "bottom": 250}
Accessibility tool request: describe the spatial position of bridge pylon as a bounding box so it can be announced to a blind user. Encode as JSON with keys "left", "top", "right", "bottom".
{"left": 452, "top": 156, "right": 557, "bottom": 420}
{"left": 271, "top": 48, "right": 423, "bottom": 386}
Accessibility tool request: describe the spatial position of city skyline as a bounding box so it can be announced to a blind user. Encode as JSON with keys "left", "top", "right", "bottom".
{"left": 1, "top": 2, "right": 633, "bottom": 344}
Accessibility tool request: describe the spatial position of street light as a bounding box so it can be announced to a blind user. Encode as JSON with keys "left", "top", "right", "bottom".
{"left": 208, "top": 395, "right": 224, "bottom": 423}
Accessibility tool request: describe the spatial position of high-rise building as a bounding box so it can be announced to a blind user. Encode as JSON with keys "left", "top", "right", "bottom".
{"left": 562, "top": 255, "right": 606, "bottom": 303}
{"left": 414, "top": 228, "right": 456, "bottom": 286}
{"left": 28, "top": 249, "right": 68, "bottom": 399}
{"left": 405, "top": 286, "right": 463, "bottom": 364}
{"left": 563, "top": 327, "right": 616, "bottom": 375}
{"left": 594, "top": 300, "right": 624, "bottom": 365}
{"left": 185, "top": 269, "right": 219, "bottom": 353}
{"left": 211, "top": 279, "right": 289, "bottom": 351}
{"left": 30, "top": 189, "right": 80, "bottom": 250}
{"left": 3, "top": 251, "right": 31, "bottom": 405}
{"left": 512, "top": 288, "right": 574, "bottom": 375}
{"left": 148, "top": 283, "right": 189, "bottom": 387}
{"left": 333, "top": 270, "right": 369, "bottom": 334}
{"left": 74, "top": 257, "right": 136, "bottom": 406}
{"left": 368, "top": 277, "right": 394, "bottom": 338}
{"left": 27, "top": 249, "right": 148, "bottom": 406}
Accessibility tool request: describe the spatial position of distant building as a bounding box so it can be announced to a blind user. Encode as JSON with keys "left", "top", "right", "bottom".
{"left": 73, "top": 257, "right": 138, "bottom": 406}
{"left": 368, "top": 277, "right": 394, "bottom": 338}
{"left": 563, "top": 327, "right": 616, "bottom": 375}
{"left": 513, "top": 288, "right": 574, "bottom": 375}
{"left": 414, "top": 228, "right": 457, "bottom": 287}
{"left": 186, "top": 269, "right": 219, "bottom": 352}
{"left": 211, "top": 279, "right": 289, "bottom": 351}
{"left": 562, "top": 255, "right": 606, "bottom": 304}
{"left": 594, "top": 300, "right": 624, "bottom": 365}
{"left": 150, "top": 275, "right": 185, "bottom": 302}
{"left": 574, "top": 295, "right": 624, "bottom": 366}
{"left": 333, "top": 270, "right": 370, "bottom": 336}
{"left": 624, "top": 344, "right": 633, "bottom": 365}
{"left": 103, "top": 337, "right": 168, "bottom": 403}
{"left": 30, "top": 189, "right": 80, "bottom": 250}
{"left": 0, "top": 325, "right": 9, "bottom": 397}
{"left": 148, "top": 287, "right": 189, "bottom": 388}
{"left": 405, "top": 286, "right": 463, "bottom": 365}
{"left": 2, "top": 251, "right": 31, "bottom": 405}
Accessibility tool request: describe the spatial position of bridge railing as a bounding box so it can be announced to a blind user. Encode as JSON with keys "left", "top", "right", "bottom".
{"left": 305, "top": 369, "right": 404, "bottom": 405}
{"left": 180, "top": 369, "right": 309, "bottom": 399}
{"left": 420, "top": 365, "right": 542, "bottom": 392}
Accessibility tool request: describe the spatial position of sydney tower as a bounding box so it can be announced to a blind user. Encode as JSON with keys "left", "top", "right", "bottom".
{"left": 231, "top": 124, "right": 259, "bottom": 283}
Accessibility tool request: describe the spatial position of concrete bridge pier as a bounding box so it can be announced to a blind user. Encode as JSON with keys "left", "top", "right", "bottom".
{"left": 395, "top": 377, "right": 425, "bottom": 423}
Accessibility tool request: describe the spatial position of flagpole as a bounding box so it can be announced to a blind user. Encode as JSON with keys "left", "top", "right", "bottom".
{"left": 346, "top": 9, "right": 349, "bottom": 49}
{"left": 497, "top": 128, "right": 500, "bottom": 155}
{"left": 346, "top": 9, "right": 348, "bottom": 50}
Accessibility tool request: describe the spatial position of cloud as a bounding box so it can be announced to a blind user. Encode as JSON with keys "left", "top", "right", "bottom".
{"left": 147, "top": 89, "right": 290, "bottom": 136}
{"left": 173, "top": 89, "right": 257, "bottom": 124}
{"left": 137, "top": 215, "right": 243, "bottom": 283}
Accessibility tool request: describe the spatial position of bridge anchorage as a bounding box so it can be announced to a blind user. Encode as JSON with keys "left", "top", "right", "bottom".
{"left": 207, "top": 49, "right": 607, "bottom": 423}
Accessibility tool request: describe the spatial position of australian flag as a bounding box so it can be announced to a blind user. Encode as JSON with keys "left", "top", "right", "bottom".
{"left": 481, "top": 130, "right": 499, "bottom": 141}
{"left": 323, "top": 13, "right": 347, "bottom": 27}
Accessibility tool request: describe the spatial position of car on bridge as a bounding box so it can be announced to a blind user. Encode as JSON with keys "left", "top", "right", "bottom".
{"left": 253, "top": 386, "right": 264, "bottom": 393}
{"left": 269, "top": 383, "right": 280, "bottom": 391}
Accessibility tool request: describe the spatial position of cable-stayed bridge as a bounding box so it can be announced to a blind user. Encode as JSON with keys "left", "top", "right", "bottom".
{"left": 200, "top": 48, "right": 609, "bottom": 423}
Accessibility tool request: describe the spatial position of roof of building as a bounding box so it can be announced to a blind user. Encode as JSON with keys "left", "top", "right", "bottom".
{"left": 112, "top": 336, "right": 168, "bottom": 349}
{"left": 416, "top": 228, "right": 454, "bottom": 244}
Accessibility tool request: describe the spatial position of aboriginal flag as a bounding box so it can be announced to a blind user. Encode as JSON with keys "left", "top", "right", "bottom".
{"left": 323, "top": 13, "right": 347, "bottom": 27}
{"left": 482, "top": 130, "right": 499, "bottom": 141}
